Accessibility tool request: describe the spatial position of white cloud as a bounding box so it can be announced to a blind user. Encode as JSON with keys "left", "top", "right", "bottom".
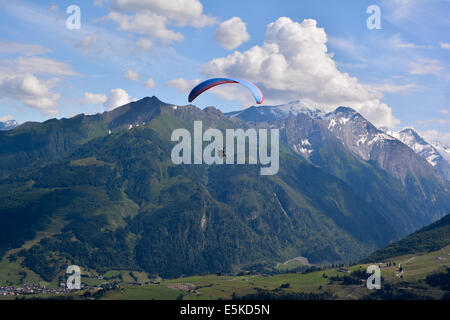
{"left": 422, "top": 130, "right": 450, "bottom": 144}
{"left": 328, "top": 37, "right": 357, "bottom": 52}
{"left": 366, "top": 83, "right": 420, "bottom": 94}
{"left": 409, "top": 58, "right": 443, "bottom": 75}
{"left": 80, "top": 92, "right": 107, "bottom": 105}
{"left": 214, "top": 17, "right": 250, "bottom": 50}
{"left": 203, "top": 17, "right": 400, "bottom": 127}
{"left": 389, "top": 34, "right": 431, "bottom": 49}
{"left": 143, "top": 78, "right": 156, "bottom": 89}
{"left": 136, "top": 38, "right": 153, "bottom": 50}
{"left": 0, "top": 57, "right": 78, "bottom": 79}
{"left": 167, "top": 78, "right": 201, "bottom": 93}
{"left": 0, "top": 48, "right": 79, "bottom": 115}
{"left": 107, "top": 11, "right": 184, "bottom": 44}
{"left": 440, "top": 109, "right": 449, "bottom": 115}
{"left": 0, "top": 41, "right": 51, "bottom": 56}
{"left": 104, "top": 88, "right": 132, "bottom": 110}
{"left": 15, "top": 56, "right": 79, "bottom": 76}
{"left": 420, "top": 129, "right": 450, "bottom": 150}
{"left": 0, "top": 115, "right": 13, "bottom": 122}
{"left": 124, "top": 69, "right": 140, "bottom": 81}
{"left": 381, "top": 0, "right": 449, "bottom": 39}
{"left": 382, "top": 0, "right": 417, "bottom": 20}
{"left": 75, "top": 33, "right": 100, "bottom": 55}
{"left": 48, "top": 4, "right": 59, "bottom": 12}
{"left": 110, "top": 0, "right": 215, "bottom": 27}
{"left": 94, "top": 0, "right": 108, "bottom": 7}
{"left": 0, "top": 74, "right": 60, "bottom": 115}
{"left": 439, "top": 42, "right": 450, "bottom": 50}
{"left": 415, "top": 119, "right": 450, "bottom": 127}
{"left": 397, "top": 43, "right": 420, "bottom": 49}
{"left": 106, "top": 0, "right": 215, "bottom": 44}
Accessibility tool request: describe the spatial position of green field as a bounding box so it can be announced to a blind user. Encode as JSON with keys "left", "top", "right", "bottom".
{"left": 103, "top": 244, "right": 450, "bottom": 300}
{"left": 1, "top": 245, "right": 448, "bottom": 300}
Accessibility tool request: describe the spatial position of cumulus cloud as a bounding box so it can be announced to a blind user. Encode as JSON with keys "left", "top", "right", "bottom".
{"left": 80, "top": 92, "right": 107, "bottom": 105}
{"left": 104, "top": 88, "right": 132, "bottom": 110}
{"left": 143, "top": 78, "right": 156, "bottom": 89}
{"left": 107, "top": 11, "right": 184, "bottom": 44}
{"left": 0, "top": 74, "right": 60, "bottom": 115}
{"left": 167, "top": 78, "right": 201, "bottom": 93}
{"left": 107, "top": 0, "right": 215, "bottom": 44}
{"left": 214, "top": 17, "right": 250, "bottom": 50}
{"left": 203, "top": 17, "right": 399, "bottom": 127}
{"left": 124, "top": 69, "right": 140, "bottom": 81}
{"left": 0, "top": 53, "right": 79, "bottom": 115}
{"left": 110, "top": 0, "right": 215, "bottom": 27}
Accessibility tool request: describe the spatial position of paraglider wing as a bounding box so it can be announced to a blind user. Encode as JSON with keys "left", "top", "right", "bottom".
{"left": 188, "top": 78, "right": 263, "bottom": 104}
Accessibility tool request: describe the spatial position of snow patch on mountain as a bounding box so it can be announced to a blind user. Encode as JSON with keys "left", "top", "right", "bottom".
{"left": 357, "top": 135, "right": 368, "bottom": 146}
{"left": 301, "top": 139, "right": 311, "bottom": 146}
{"left": 385, "top": 128, "right": 450, "bottom": 180}
{"left": 419, "top": 133, "right": 450, "bottom": 163}
{"left": 368, "top": 133, "right": 396, "bottom": 146}
{"left": 388, "top": 128, "right": 442, "bottom": 167}
{"left": 293, "top": 144, "right": 313, "bottom": 159}
{"left": 322, "top": 106, "right": 395, "bottom": 161}
{"left": 226, "top": 100, "right": 325, "bottom": 122}
{"left": 228, "top": 101, "right": 450, "bottom": 182}
{"left": 293, "top": 138, "right": 314, "bottom": 159}
{"left": 434, "top": 144, "right": 450, "bottom": 163}
{"left": 274, "top": 101, "right": 325, "bottom": 118}
{"left": 0, "top": 119, "right": 19, "bottom": 131}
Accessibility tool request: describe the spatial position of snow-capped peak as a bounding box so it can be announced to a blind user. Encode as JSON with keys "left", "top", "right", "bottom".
{"left": 0, "top": 119, "right": 19, "bottom": 131}
{"left": 387, "top": 128, "right": 443, "bottom": 167}
{"left": 323, "top": 106, "right": 397, "bottom": 160}
{"left": 431, "top": 141, "right": 450, "bottom": 163}
{"left": 272, "top": 101, "right": 326, "bottom": 119}
{"left": 226, "top": 100, "right": 325, "bottom": 122}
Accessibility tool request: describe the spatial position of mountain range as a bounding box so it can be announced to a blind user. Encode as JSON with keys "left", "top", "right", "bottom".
{"left": 229, "top": 102, "right": 449, "bottom": 233}
{"left": 0, "top": 97, "right": 448, "bottom": 281}
{"left": 229, "top": 101, "right": 450, "bottom": 181}
{"left": 386, "top": 128, "right": 450, "bottom": 181}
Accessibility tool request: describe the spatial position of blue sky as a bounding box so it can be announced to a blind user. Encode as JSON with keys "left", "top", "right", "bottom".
{"left": 0, "top": 0, "right": 448, "bottom": 141}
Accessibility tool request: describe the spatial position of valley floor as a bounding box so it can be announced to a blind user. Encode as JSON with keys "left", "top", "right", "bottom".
{"left": 1, "top": 245, "right": 448, "bottom": 300}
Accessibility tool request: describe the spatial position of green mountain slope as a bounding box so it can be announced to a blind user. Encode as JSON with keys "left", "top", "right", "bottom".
{"left": 276, "top": 114, "right": 449, "bottom": 234}
{"left": 362, "top": 214, "right": 450, "bottom": 262}
{"left": 0, "top": 97, "right": 448, "bottom": 281}
{"left": 0, "top": 97, "right": 163, "bottom": 179}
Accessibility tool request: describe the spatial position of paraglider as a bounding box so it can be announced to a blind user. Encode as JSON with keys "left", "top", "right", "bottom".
{"left": 188, "top": 78, "right": 263, "bottom": 104}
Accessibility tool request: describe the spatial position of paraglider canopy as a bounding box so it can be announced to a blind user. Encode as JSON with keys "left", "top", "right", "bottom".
{"left": 188, "top": 78, "right": 263, "bottom": 104}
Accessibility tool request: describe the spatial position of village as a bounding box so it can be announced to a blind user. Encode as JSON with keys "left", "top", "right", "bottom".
{"left": 0, "top": 283, "right": 72, "bottom": 297}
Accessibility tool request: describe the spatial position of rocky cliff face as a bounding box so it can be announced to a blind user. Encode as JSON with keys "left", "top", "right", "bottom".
{"left": 230, "top": 102, "right": 450, "bottom": 224}
{"left": 387, "top": 128, "right": 450, "bottom": 181}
